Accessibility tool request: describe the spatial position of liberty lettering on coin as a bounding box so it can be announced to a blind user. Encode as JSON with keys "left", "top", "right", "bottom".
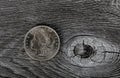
{"left": 24, "top": 25, "right": 60, "bottom": 61}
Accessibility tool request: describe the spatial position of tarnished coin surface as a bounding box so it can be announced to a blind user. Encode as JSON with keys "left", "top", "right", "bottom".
{"left": 24, "top": 25, "right": 60, "bottom": 61}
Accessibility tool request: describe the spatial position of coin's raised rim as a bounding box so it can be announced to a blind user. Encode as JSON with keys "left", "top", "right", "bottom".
{"left": 24, "top": 25, "right": 60, "bottom": 61}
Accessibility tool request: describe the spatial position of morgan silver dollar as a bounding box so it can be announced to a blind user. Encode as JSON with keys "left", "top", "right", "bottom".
{"left": 24, "top": 25, "right": 60, "bottom": 61}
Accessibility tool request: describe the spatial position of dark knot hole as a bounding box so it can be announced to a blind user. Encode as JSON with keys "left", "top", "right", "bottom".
{"left": 73, "top": 42, "right": 95, "bottom": 58}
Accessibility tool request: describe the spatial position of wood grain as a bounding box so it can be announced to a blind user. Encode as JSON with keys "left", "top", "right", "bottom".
{"left": 0, "top": 0, "right": 120, "bottom": 78}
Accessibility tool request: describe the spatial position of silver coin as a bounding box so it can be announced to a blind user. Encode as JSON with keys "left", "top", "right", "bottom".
{"left": 24, "top": 25, "right": 60, "bottom": 61}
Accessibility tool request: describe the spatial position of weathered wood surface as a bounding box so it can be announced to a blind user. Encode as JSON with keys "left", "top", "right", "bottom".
{"left": 0, "top": 0, "right": 120, "bottom": 78}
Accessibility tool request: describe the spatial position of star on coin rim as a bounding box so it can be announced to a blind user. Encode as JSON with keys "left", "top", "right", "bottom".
{"left": 24, "top": 25, "right": 60, "bottom": 61}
